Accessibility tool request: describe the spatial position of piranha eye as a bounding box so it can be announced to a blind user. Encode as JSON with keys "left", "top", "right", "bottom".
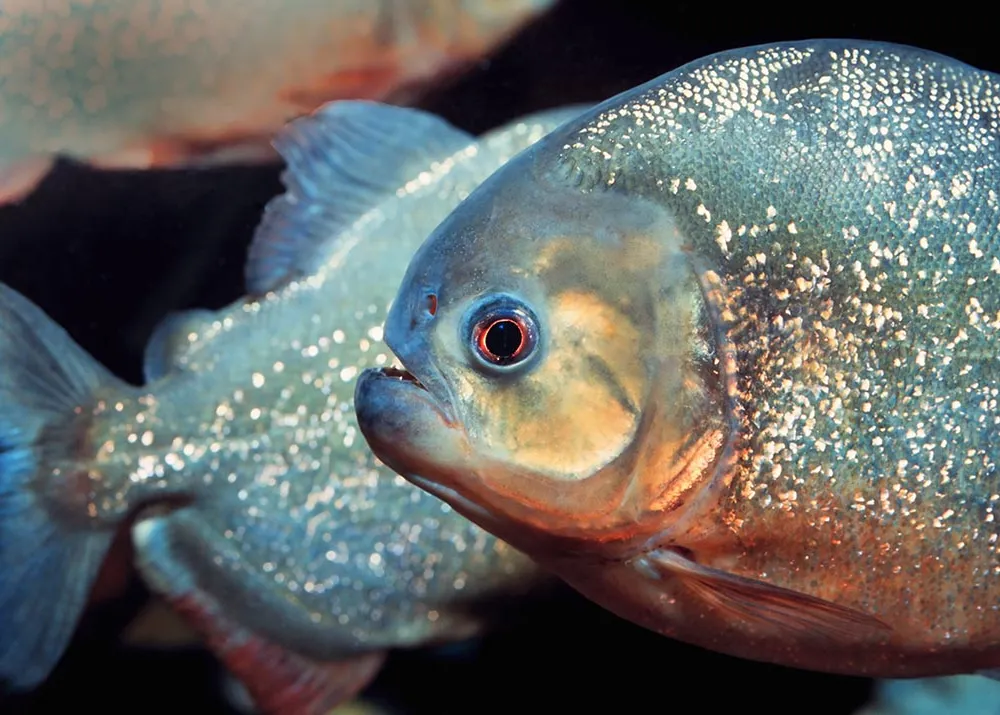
{"left": 465, "top": 296, "right": 539, "bottom": 371}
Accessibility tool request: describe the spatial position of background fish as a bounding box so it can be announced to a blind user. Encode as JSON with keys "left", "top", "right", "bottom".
{"left": 0, "top": 0, "right": 556, "bottom": 205}
{"left": 0, "top": 101, "right": 586, "bottom": 712}
{"left": 858, "top": 676, "right": 1000, "bottom": 715}
{"left": 354, "top": 40, "right": 1000, "bottom": 681}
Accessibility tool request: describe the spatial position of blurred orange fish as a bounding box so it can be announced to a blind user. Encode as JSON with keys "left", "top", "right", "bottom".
{"left": 0, "top": 0, "right": 555, "bottom": 203}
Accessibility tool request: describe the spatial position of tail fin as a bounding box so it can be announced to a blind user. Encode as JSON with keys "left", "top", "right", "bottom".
{"left": 0, "top": 284, "right": 119, "bottom": 690}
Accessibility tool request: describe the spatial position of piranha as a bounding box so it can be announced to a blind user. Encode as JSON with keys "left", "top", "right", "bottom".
{"left": 0, "top": 0, "right": 555, "bottom": 205}
{"left": 0, "top": 100, "right": 585, "bottom": 712}
{"left": 354, "top": 39, "right": 1000, "bottom": 680}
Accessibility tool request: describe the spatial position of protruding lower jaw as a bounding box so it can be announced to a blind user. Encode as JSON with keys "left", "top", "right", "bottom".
{"left": 354, "top": 364, "right": 466, "bottom": 482}
{"left": 354, "top": 365, "right": 527, "bottom": 542}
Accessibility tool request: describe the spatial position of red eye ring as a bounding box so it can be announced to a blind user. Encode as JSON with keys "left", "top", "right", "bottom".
{"left": 475, "top": 318, "right": 524, "bottom": 364}
{"left": 472, "top": 312, "right": 536, "bottom": 367}
{"left": 465, "top": 297, "right": 540, "bottom": 371}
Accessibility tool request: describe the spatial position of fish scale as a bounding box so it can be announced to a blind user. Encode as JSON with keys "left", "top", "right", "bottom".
{"left": 353, "top": 40, "right": 1000, "bottom": 680}
{"left": 556, "top": 42, "right": 1000, "bottom": 625}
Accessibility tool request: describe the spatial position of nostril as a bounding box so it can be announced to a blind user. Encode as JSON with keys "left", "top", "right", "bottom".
{"left": 423, "top": 293, "right": 438, "bottom": 317}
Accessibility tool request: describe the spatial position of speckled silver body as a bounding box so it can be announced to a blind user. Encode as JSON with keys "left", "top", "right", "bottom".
{"left": 550, "top": 40, "right": 1000, "bottom": 666}
{"left": 359, "top": 40, "right": 1000, "bottom": 677}
{"left": 71, "top": 112, "right": 575, "bottom": 660}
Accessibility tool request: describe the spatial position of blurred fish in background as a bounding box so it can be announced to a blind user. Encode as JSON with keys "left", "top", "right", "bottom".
{"left": 0, "top": 0, "right": 556, "bottom": 205}
{"left": 0, "top": 102, "right": 585, "bottom": 713}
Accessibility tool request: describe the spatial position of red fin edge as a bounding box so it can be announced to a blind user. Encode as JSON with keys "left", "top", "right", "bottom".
{"left": 166, "top": 589, "right": 386, "bottom": 714}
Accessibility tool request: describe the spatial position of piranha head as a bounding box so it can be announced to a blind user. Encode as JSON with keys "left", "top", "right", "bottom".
{"left": 355, "top": 147, "right": 733, "bottom": 560}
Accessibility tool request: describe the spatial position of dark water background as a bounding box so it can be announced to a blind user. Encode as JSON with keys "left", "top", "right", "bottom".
{"left": 1, "top": 2, "right": 995, "bottom": 713}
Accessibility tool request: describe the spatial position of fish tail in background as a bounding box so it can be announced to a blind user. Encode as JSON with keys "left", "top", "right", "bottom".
{"left": 0, "top": 283, "right": 123, "bottom": 689}
{"left": 133, "top": 517, "right": 387, "bottom": 715}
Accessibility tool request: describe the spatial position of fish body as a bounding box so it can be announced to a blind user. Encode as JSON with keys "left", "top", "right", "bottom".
{"left": 0, "top": 101, "right": 584, "bottom": 711}
{"left": 354, "top": 40, "right": 1000, "bottom": 679}
{"left": 0, "top": 0, "right": 554, "bottom": 203}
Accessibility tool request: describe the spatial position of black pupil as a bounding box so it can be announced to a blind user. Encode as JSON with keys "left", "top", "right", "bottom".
{"left": 484, "top": 319, "right": 523, "bottom": 359}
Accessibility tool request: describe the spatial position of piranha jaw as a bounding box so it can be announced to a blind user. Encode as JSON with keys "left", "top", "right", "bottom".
{"left": 354, "top": 365, "right": 526, "bottom": 546}
{"left": 354, "top": 362, "right": 468, "bottom": 480}
{"left": 354, "top": 364, "right": 580, "bottom": 556}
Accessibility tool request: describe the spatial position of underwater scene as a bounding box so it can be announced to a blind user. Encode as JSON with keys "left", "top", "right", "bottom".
{"left": 3, "top": 2, "right": 1000, "bottom": 714}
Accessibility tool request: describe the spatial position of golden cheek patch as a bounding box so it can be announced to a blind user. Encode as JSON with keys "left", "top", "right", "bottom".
{"left": 471, "top": 289, "right": 650, "bottom": 480}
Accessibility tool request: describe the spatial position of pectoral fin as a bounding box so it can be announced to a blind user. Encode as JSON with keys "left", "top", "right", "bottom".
{"left": 639, "top": 548, "right": 892, "bottom": 642}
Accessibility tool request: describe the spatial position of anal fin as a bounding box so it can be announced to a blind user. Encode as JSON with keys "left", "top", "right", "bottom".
{"left": 132, "top": 515, "right": 385, "bottom": 713}
{"left": 165, "top": 587, "right": 385, "bottom": 715}
{"left": 639, "top": 548, "right": 892, "bottom": 643}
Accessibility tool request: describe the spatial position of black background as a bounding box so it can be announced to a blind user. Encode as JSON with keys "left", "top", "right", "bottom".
{"left": 1, "top": 2, "right": 995, "bottom": 713}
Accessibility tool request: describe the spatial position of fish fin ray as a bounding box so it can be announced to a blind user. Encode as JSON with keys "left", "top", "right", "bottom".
{"left": 0, "top": 283, "right": 119, "bottom": 688}
{"left": 245, "top": 100, "right": 475, "bottom": 295}
{"left": 133, "top": 515, "right": 385, "bottom": 714}
{"left": 143, "top": 309, "right": 217, "bottom": 383}
{"left": 643, "top": 548, "right": 892, "bottom": 642}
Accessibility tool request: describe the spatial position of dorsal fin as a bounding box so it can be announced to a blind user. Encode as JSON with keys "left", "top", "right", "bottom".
{"left": 245, "top": 100, "right": 476, "bottom": 295}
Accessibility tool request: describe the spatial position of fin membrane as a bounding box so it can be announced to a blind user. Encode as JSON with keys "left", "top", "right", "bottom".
{"left": 169, "top": 590, "right": 387, "bottom": 715}
{"left": 246, "top": 100, "right": 475, "bottom": 295}
{"left": 642, "top": 548, "right": 892, "bottom": 642}
{"left": 133, "top": 515, "right": 386, "bottom": 714}
{"left": 0, "top": 283, "right": 118, "bottom": 688}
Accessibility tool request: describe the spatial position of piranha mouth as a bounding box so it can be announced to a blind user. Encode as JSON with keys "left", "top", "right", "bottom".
{"left": 355, "top": 357, "right": 457, "bottom": 428}
{"left": 376, "top": 365, "right": 426, "bottom": 389}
